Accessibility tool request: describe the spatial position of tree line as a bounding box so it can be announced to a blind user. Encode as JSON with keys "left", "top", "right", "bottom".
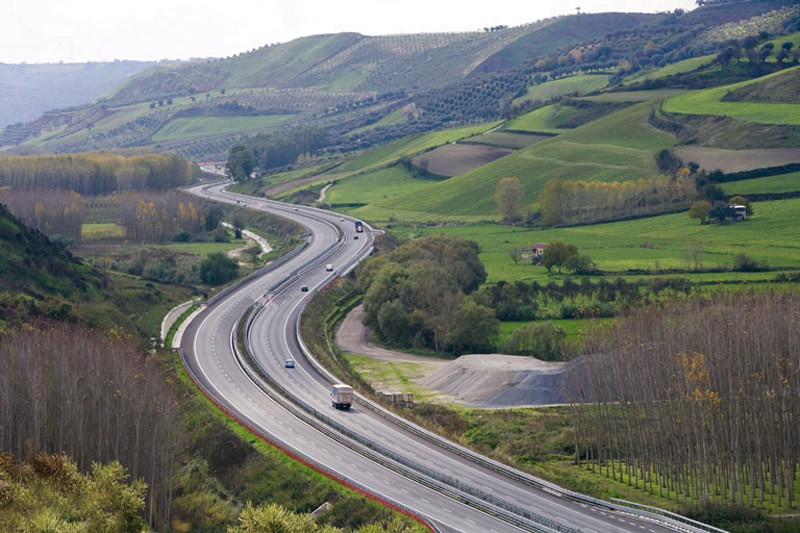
{"left": 539, "top": 168, "right": 697, "bottom": 226}
{"left": 0, "top": 153, "right": 194, "bottom": 195}
{"left": 118, "top": 191, "right": 206, "bottom": 244}
{"left": 0, "top": 323, "right": 180, "bottom": 527}
{"left": 569, "top": 291, "right": 800, "bottom": 509}
{"left": 357, "top": 234, "right": 499, "bottom": 354}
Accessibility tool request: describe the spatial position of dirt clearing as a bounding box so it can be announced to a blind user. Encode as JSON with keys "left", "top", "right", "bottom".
{"left": 336, "top": 306, "right": 594, "bottom": 408}
{"left": 411, "top": 144, "right": 512, "bottom": 177}
{"left": 674, "top": 146, "right": 800, "bottom": 173}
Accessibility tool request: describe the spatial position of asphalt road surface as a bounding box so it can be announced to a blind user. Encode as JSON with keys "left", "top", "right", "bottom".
{"left": 180, "top": 180, "right": 704, "bottom": 533}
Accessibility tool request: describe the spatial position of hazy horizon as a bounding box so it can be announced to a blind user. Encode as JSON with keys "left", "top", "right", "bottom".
{"left": 4, "top": 0, "right": 696, "bottom": 64}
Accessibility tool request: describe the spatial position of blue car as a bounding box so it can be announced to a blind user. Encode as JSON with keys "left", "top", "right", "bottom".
{"left": 284, "top": 359, "right": 295, "bottom": 368}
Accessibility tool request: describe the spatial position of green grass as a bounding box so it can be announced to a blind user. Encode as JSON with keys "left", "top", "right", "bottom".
{"left": 579, "top": 89, "right": 687, "bottom": 103}
{"left": 374, "top": 102, "right": 676, "bottom": 219}
{"left": 663, "top": 66, "right": 800, "bottom": 124}
{"left": 152, "top": 115, "right": 293, "bottom": 141}
{"left": 349, "top": 107, "right": 412, "bottom": 135}
{"left": 342, "top": 353, "right": 443, "bottom": 402}
{"left": 469, "top": 132, "right": 550, "bottom": 149}
{"left": 505, "top": 105, "right": 570, "bottom": 134}
{"left": 721, "top": 171, "right": 800, "bottom": 195}
{"left": 324, "top": 166, "right": 434, "bottom": 208}
{"left": 163, "top": 239, "right": 247, "bottom": 255}
{"left": 513, "top": 74, "right": 610, "bottom": 106}
{"left": 333, "top": 122, "right": 500, "bottom": 175}
{"left": 82, "top": 223, "right": 124, "bottom": 240}
{"left": 412, "top": 198, "right": 800, "bottom": 283}
{"left": 498, "top": 318, "right": 608, "bottom": 343}
{"left": 623, "top": 54, "right": 717, "bottom": 85}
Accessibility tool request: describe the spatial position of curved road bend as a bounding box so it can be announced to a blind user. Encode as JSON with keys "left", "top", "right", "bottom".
{"left": 182, "top": 181, "right": 690, "bottom": 533}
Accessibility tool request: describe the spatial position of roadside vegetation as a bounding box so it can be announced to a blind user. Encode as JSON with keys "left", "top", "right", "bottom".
{"left": 4, "top": 2, "right": 800, "bottom": 531}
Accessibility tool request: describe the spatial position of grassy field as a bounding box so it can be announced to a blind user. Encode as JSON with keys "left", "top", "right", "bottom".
{"left": 82, "top": 223, "right": 125, "bottom": 241}
{"left": 152, "top": 115, "right": 293, "bottom": 141}
{"left": 466, "top": 132, "right": 550, "bottom": 149}
{"left": 498, "top": 318, "right": 608, "bottom": 344}
{"left": 324, "top": 166, "right": 434, "bottom": 208}
{"left": 579, "top": 89, "right": 686, "bottom": 103}
{"left": 409, "top": 197, "right": 800, "bottom": 283}
{"left": 622, "top": 54, "right": 717, "bottom": 85}
{"left": 513, "top": 74, "right": 610, "bottom": 106}
{"left": 721, "top": 171, "right": 800, "bottom": 195}
{"left": 372, "top": 101, "right": 676, "bottom": 219}
{"left": 505, "top": 105, "right": 571, "bottom": 134}
{"left": 663, "top": 66, "right": 800, "bottom": 124}
{"left": 333, "top": 122, "right": 500, "bottom": 175}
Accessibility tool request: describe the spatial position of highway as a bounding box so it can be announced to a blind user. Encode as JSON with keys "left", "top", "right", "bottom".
{"left": 181, "top": 180, "right": 711, "bottom": 533}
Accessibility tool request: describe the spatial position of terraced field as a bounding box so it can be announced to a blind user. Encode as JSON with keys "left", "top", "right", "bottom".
{"left": 622, "top": 55, "right": 717, "bottom": 86}
{"left": 663, "top": 66, "right": 800, "bottom": 124}
{"left": 512, "top": 74, "right": 610, "bottom": 106}
{"left": 674, "top": 146, "right": 800, "bottom": 173}
{"left": 152, "top": 115, "right": 293, "bottom": 141}
{"left": 721, "top": 171, "right": 800, "bottom": 195}
{"left": 505, "top": 105, "right": 571, "bottom": 134}
{"left": 465, "top": 132, "right": 550, "bottom": 149}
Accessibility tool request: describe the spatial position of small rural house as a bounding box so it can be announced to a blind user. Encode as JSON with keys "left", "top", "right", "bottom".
{"left": 521, "top": 243, "right": 549, "bottom": 264}
{"left": 728, "top": 204, "right": 747, "bottom": 221}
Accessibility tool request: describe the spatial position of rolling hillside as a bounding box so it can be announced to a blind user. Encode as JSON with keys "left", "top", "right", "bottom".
{"left": 1, "top": 0, "right": 797, "bottom": 162}
{"left": 368, "top": 101, "right": 676, "bottom": 219}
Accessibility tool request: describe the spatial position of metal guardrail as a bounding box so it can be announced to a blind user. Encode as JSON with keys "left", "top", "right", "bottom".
{"left": 612, "top": 500, "right": 729, "bottom": 533}
{"left": 187, "top": 182, "right": 720, "bottom": 533}
{"left": 241, "top": 303, "right": 571, "bottom": 533}
{"left": 178, "top": 340, "right": 442, "bottom": 533}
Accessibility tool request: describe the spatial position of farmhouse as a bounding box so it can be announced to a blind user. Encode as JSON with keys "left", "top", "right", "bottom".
{"left": 728, "top": 204, "right": 747, "bottom": 222}
{"left": 521, "top": 243, "right": 549, "bottom": 264}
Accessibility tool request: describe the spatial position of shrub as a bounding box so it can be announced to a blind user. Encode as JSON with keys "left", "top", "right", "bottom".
{"left": 504, "top": 321, "right": 566, "bottom": 361}
{"left": 199, "top": 253, "right": 239, "bottom": 285}
{"left": 171, "top": 231, "right": 192, "bottom": 242}
{"left": 733, "top": 253, "right": 768, "bottom": 272}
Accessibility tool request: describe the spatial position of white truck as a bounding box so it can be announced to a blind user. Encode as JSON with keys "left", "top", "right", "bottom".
{"left": 331, "top": 383, "right": 353, "bottom": 410}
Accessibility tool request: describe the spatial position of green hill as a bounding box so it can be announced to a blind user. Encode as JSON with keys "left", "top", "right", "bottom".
{"left": 0, "top": 204, "right": 101, "bottom": 326}
{"left": 370, "top": 101, "right": 676, "bottom": 219}
{"left": 2, "top": 0, "right": 797, "bottom": 162}
{"left": 663, "top": 66, "right": 800, "bottom": 124}
{"left": 475, "top": 13, "right": 656, "bottom": 73}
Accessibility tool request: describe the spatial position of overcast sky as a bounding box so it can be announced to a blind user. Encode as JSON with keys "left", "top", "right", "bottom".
{"left": 4, "top": 0, "right": 698, "bottom": 64}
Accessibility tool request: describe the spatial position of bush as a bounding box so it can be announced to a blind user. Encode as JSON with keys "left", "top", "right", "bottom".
{"left": 171, "top": 231, "right": 192, "bottom": 243}
{"left": 503, "top": 321, "right": 566, "bottom": 360}
{"left": 213, "top": 227, "right": 230, "bottom": 243}
{"left": 199, "top": 253, "right": 239, "bottom": 285}
{"left": 733, "top": 253, "right": 768, "bottom": 272}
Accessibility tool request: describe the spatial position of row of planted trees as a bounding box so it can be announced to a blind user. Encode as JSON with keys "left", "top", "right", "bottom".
{"left": 0, "top": 323, "right": 180, "bottom": 527}
{"left": 0, "top": 188, "right": 209, "bottom": 245}
{"left": 539, "top": 168, "right": 697, "bottom": 226}
{"left": 0, "top": 153, "right": 194, "bottom": 195}
{"left": 568, "top": 291, "right": 799, "bottom": 508}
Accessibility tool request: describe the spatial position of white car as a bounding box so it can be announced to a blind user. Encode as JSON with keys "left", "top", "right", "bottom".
{"left": 325, "top": 264, "right": 334, "bottom": 271}
{"left": 284, "top": 359, "right": 295, "bottom": 368}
